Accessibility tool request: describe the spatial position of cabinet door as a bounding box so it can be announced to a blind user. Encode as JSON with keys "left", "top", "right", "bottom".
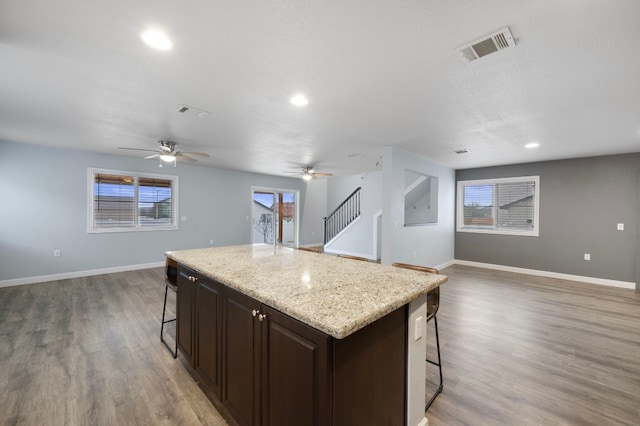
{"left": 196, "top": 278, "right": 222, "bottom": 397}
{"left": 260, "top": 305, "right": 330, "bottom": 426}
{"left": 176, "top": 266, "right": 196, "bottom": 366}
{"left": 223, "top": 288, "right": 261, "bottom": 426}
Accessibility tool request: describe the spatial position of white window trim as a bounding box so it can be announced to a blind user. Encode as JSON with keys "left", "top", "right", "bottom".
{"left": 87, "top": 167, "right": 179, "bottom": 234}
{"left": 456, "top": 175, "right": 540, "bottom": 237}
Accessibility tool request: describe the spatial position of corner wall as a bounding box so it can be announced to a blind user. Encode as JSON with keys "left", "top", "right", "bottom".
{"left": 381, "top": 146, "right": 455, "bottom": 267}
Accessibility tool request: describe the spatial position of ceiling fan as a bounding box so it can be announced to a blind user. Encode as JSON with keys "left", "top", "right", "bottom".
{"left": 119, "top": 140, "right": 209, "bottom": 165}
{"left": 285, "top": 166, "right": 333, "bottom": 180}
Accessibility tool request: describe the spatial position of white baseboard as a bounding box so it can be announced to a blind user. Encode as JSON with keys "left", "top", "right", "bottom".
{"left": 4, "top": 258, "right": 634, "bottom": 290}
{"left": 454, "top": 260, "right": 636, "bottom": 290}
{"left": 0, "top": 262, "right": 165, "bottom": 288}
{"left": 435, "top": 259, "right": 457, "bottom": 272}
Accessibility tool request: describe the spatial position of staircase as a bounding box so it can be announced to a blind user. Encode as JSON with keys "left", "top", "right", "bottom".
{"left": 323, "top": 187, "right": 361, "bottom": 245}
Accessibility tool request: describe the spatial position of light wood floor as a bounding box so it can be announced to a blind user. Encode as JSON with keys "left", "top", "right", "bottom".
{"left": 0, "top": 269, "right": 228, "bottom": 425}
{"left": 1, "top": 265, "right": 638, "bottom": 425}
{"left": 427, "top": 265, "right": 640, "bottom": 426}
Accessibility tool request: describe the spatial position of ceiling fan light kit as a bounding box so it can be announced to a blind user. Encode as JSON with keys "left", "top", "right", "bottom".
{"left": 284, "top": 166, "right": 334, "bottom": 180}
{"left": 119, "top": 140, "right": 209, "bottom": 167}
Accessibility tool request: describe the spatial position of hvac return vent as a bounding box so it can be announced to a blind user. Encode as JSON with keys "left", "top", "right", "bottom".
{"left": 458, "top": 27, "right": 516, "bottom": 62}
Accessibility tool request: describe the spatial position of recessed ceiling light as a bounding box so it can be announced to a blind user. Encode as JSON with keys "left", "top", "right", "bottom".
{"left": 525, "top": 142, "right": 540, "bottom": 149}
{"left": 290, "top": 94, "right": 309, "bottom": 106}
{"left": 140, "top": 29, "right": 173, "bottom": 50}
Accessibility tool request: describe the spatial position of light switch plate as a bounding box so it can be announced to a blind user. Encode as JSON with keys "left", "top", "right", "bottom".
{"left": 617, "top": 223, "right": 624, "bottom": 231}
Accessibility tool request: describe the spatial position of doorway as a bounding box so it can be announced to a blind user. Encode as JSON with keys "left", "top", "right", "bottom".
{"left": 251, "top": 188, "right": 298, "bottom": 247}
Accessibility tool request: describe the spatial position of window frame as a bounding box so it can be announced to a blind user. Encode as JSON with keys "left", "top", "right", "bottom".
{"left": 456, "top": 175, "right": 540, "bottom": 237}
{"left": 87, "top": 167, "right": 179, "bottom": 234}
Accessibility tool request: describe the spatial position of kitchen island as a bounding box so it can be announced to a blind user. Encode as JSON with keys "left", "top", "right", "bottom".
{"left": 166, "top": 244, "right": 447, "bottom": 426}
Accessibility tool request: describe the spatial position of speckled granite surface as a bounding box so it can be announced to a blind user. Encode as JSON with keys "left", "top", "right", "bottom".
{"left": 166, "top": 244, "right": 447, "bottom": 339}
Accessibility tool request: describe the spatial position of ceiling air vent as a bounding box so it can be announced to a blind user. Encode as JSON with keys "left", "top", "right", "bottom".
{"left": 457, "top": 27, "right": 516, "bottom": 62}
{"left": 176, "top": 104, "right": 211, "bottom": 118}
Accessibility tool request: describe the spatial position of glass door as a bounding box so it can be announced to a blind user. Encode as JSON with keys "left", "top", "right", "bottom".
{"left": 251, "top": 189, "right": 296, "bottom": 247}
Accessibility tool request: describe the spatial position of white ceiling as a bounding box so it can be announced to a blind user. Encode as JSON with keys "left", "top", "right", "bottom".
{"left": 1, "top": 1, "right": 639, "bottom": 177}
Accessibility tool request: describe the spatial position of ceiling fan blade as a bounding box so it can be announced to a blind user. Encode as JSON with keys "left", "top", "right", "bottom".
{"left": 313, "top": 172, "right": 333, "bottom": 177}
{"left": 181, "top": 151, "right": 209, "bottom": 157}
{"left": 144, "top": 154, "right": 160, "bottom": 160}
{"left": 176, "top": 153, "right": 197, "bottom": 163}
{"left": 119, "top": 147, "right": 160, "bottom": 153}
{"left": 283, "top": 171, "right": 302, "bottom": 174}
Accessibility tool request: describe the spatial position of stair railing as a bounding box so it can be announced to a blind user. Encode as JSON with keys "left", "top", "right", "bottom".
{"left": 323, "top": 187, "right": 361, "bottom": 245}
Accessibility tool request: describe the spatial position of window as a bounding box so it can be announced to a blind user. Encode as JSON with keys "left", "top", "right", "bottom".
{"left": 457, "top": 176, "right": 539, "bottom": 236}
{"left": 88, "top": 168, "right": 178, "bottom": 233}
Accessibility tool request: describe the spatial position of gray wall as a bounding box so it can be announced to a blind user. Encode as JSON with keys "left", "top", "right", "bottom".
{"left": 0, "top": 141, "right": 308, "bottom": 282}
{"left": 456, "top": 153, "right": 640, "bottom": 284}
{"left": 326, "top": 174, "right": 362, "bottom": 214}
{"left": 299, "top": 178, "right": 326, "bottom": 246}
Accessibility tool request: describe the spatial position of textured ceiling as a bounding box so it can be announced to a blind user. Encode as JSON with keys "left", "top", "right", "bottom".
{"left": 1, "top": 1, "right": 639, "bottom": 177}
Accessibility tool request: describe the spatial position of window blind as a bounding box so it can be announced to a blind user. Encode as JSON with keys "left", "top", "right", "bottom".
{"left": 458, "top": 176, "right": 539, "bottom": 236}
{"left": 93, "top": 173, "right": 135, "bottom": 228}
{"left": 89, "top": 169, "right": 177, "bottom": 233}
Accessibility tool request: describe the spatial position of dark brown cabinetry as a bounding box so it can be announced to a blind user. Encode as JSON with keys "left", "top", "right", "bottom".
{"left": 222, "top": 288, "right": 260, "bottom": 425}
{"left": 176, "top": 266, "right": 196, "bottom": 366}
{"left": 175, "top": 262, "right": 406, "bottom": 426}
{"left": 259, "top": 305, "right": 330, "bottom": 426}
{"left": 196, "top": 278, "right": 222, "bottom": 397}
{"left": 221, "top": 289, "right": 330, "bottom": 426}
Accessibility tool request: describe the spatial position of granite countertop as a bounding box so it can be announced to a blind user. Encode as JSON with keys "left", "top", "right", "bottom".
{"left": 166, "top": 244, "right": 447, "bottom": 339}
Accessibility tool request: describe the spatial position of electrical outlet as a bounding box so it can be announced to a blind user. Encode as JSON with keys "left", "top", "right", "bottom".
{"left": 584, "top": 253, "right": 591, "bottom": 261}
{"left": 414, "top": 316, "right": 423, "bottom": 341}
{"left": 617, "top": 223, "right": 624, "bottom": 231}
{"left": 209, "top": 239, "right": 214, "bottom": 245}
{"left": 54, "top": 249, "right": 61, "bottom": 257}
{"left": 180, "top": 216, "right": 187, "bottom": 222}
